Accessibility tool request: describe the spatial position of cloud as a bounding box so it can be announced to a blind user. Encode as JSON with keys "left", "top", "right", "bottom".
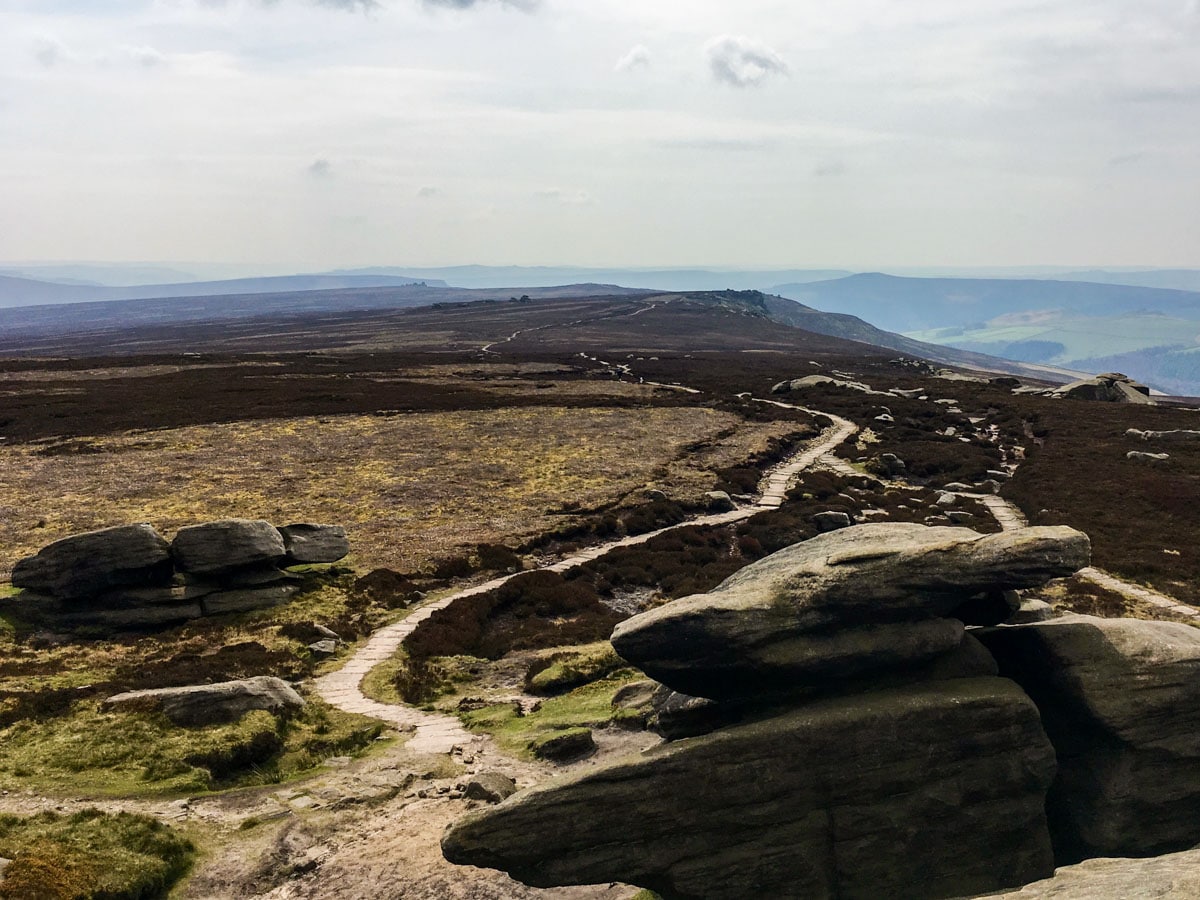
{"left": 423, "top": 0, "right": 539, "bottom": 10}
{"left": 122, "top": 45, "right": 167, "bottom": 68}
{"left": 307, "top": 158, "right": 334, "bottom": 178}
{"left": 33, "top": 35, "right": 69, "bottom": 68}
{"left": 315, "top": 0, "right": 380, "bottom": 10}
{"left": 705, "top": 35, "right": 788, "bottom": 88}
{"left": 615, "top": 45, "right": 651, "bottom": 73}
{"left": 814, "top": 160, "right": 847, "bottom": 177}
{"left": 534, "top": 188, "right": 593, "bottom": 205}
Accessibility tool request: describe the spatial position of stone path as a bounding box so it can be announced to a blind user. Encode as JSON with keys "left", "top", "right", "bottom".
{"left": 316, "top": 394, "right": 857, "bottom": 754}
{"left": 963, "top": 483, "right": 1200, "bottom": 620}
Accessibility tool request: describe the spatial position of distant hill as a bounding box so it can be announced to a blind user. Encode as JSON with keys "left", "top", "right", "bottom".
{"left": 0, "top": 273, "right": 446, "bottom": 309}
{"left": 0, "top": 283, "right": 652, "bottom": 353}
{"left": 1049, "top": 269, "right": 1200, "bottom": 293}
{"left": 328, "top": 266, "right": 851, "bottom": 292}
{"left": 774, "top": 273, "right": 1200, "bottom": 333}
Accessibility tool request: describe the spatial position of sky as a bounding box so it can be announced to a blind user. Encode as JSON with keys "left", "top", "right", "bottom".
{"left": 1, "top": 0, "right": 1198, "bottom": 271}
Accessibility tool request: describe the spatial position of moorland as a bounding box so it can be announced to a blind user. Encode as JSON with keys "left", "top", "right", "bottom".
{"left": 1, "top": 288, "right": 1199, "bottom": 898}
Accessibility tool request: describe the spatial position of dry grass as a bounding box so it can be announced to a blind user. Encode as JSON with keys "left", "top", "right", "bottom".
{"left": 0, "top": 404, "right": 781, "bottom": 577}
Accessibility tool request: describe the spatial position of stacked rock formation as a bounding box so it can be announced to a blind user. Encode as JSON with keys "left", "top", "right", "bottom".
{"left": 443, "top": 523, "right": 1092, "bottom": 900}
{"left": 981, "top": 615, "right": 1200, "bottom": 863}
{"left": 1052, "top": 372, "right": 1154, "bottom": 404}
{"left": 11, "top": 519, "right": 348, "bottom": 629}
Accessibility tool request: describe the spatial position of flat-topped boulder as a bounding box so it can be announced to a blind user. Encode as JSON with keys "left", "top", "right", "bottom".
{"left": 279, "top": 523, "right": 350, "bottom": 564}
{"left": 103, "top": 675, "right": 305, "bottom": 726}
{"left": 980, "top": 615, "right": 1200, "bottom": 861}
{"left": 444, "top": 678, "right": 1057, "bottom": 900}
{"left": 611, "top": 523, "right": 1089, "bottom": 699}
{"left": 11, "top": 524, "right": 172, "bottom": 601}
{"left": 170, "top": 519, "right": 286, "bottom": 576}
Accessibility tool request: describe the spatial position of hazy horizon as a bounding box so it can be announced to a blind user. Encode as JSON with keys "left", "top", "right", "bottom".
{"left": 3, "top": 1, "right": 1199, "bottom": 270}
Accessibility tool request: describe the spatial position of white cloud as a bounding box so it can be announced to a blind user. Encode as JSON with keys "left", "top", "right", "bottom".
{"left": 534, "top": 188, "right": 593, "bottom": 205}
{"left": 33, "top": 35, "right": 70, "bottom": 68}
{"left": 704, "top": 34, "right": 788, "bottom": 88}
{"left": 614, "top": 44, "right": 651, "bottom": 73}
{"left": 307, "top": 158, "right": 334, "bottom": 178}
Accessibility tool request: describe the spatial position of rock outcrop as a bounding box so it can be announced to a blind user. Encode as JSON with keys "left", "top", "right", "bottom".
{"left": 444, "top": 679, "right": 1058, "bottom": 900}
{"left": 980, "top": 615, "right": 1200, "bottom": 861}
{"left": 279, "top": 523, "right": 351, "bottom": 564}
{"left": 171, "top": 519, "right": 287, "bottom": 576}
{"left": 610, "top": 523, "right": 1089, "bottom": 699}
{"left": 12, "top": 524, "right": 173, "bottom": 601}
{"left": 1053, "top": 373, "right": 1154, "bottom": 404}
{"left": 103, "top": 676, "right": 305, "bottom": 726}
{"left": 9, "top": 518, "right": 349, "bottom": 630}
{"left": 444, "top": 522, "right": 1093, "bottom": 899}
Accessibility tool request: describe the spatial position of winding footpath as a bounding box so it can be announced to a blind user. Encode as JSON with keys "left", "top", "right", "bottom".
{"left": 316, "top": 403, "right": 856, "bottom": 753}
{"left": 964, "top": 487, "right": 1200, "bottom": 620}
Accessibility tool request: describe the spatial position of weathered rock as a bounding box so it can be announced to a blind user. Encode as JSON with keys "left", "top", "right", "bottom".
{"left": 171, "top": 519, "right": 286, "bottom": 576}
{"left": 104, "top": 675, "right": 305, "bottom": 726}
{"left": 945, "top": 510, "right": 976, "bottom": 524}
{"left": 643, "top": 684, "right": 744, "bottom": 741}
{"left": 279, "top": 523, "right": 350, "bottom": 564}
{"left": 11, "top": 524, "right": 173, "bottom": 601}
{"left": 1054, "top": 374, "right": 1154, "bottom": 405}
{"left": 703, "top": 491, "right": 734, "bottom": 512}
{"left": 812, "top": 510, "right": 852, "bottom": 532}
{"left": 443, "top": 678, "right": 1057, "bottom": 900}
{"left": 772, "top": 374, "right": 884, "bottom": 395}
{"left": 991, "top": 844, "right": 1200, "bottom": 898}
{"left": 878, "top": 453, "right": 906, "bottom": 476}
{"left": 307, "top": 640, "right": 338, "bottom": 656}
{"left": 644, "top": 489, "right": 668, "bottom": 502}
{"left": 465, "top": 773, "right": 519, "bottom": 804}
{"left": 1126, "top": 450, "right": 1169, "bottom": 464}
{"left": 979, "top": 615, "right": 1200, "bottom": 861}
{"left": 611, "top": 524, "right": 1089, "bottom": 699}
{"left": 201, "top": 584, "right": 301, "bottom": 615}
{"left": 530, "top": 728, "right": 595, "bottom": 762}
{"left": 1129, "top": 428, "right": 1200, "bottom": 443}
{"left": 73, "top": 602, "right": 205, "bottom": 629}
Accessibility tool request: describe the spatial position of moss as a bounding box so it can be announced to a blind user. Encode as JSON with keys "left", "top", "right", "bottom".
{"left": 458, "top": 674, "right": 644, "bottom": 757}
{"left": 0, "top": 809, "right": 194, "bottom": 900}
{"left": 0, "top": 696, "right": 383, "bottom": 796}
{"left": 525, "top": 642, "right": 629, "bottom": 695}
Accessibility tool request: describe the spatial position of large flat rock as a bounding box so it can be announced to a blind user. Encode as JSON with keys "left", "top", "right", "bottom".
{"left": 611, "top": 524, "right": 1088, "bottom": 698}
{"left": 279, "top": 523, "right": 350, "bottom": 564}
{"left": 103, "top": 675, "right": 305, "bottom": 726}
{"left": 170, "top": 519, "right": 286, "bottom": 576}
{"left": 980, "top": 615, "right": 1200, "bottom": 862}
{"left": 11, "top": 524, "right": 173, "bottom": 601}
{"left": 443, "top": 678, "right": 1057, "bottom": 900}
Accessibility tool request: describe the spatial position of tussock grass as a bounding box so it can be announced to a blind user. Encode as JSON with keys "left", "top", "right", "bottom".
{"left": 0, "top": 697, "right": 383, "bottom": 797}
{"left": 0, "top": 809, "right": 194, "bottom": 900}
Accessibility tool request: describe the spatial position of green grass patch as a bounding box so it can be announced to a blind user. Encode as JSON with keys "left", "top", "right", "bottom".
{"left": 0, "top": 808, "right": 194, "bottom": 900}
{"left": 458, "top": 673, "right": 643, "bottom": 757}
{"left": 0, "top": 696, "right": 384, "bottom": 797}
{"left": 525, "top": 642, "right": 630, "bottom": 695}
